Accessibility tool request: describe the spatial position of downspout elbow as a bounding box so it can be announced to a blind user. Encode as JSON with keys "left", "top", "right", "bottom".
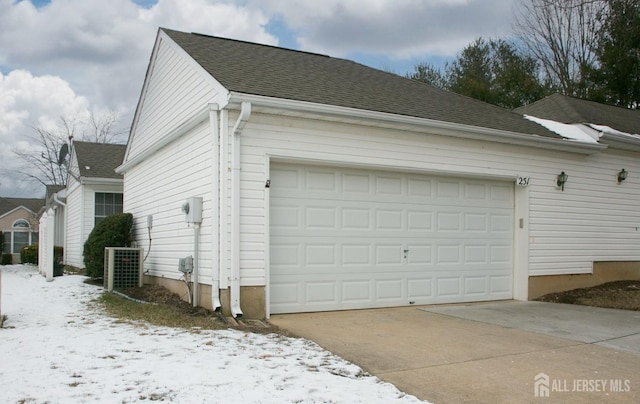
{"left": 53, "top": 193, "right": 66, "bottom": 207}
{"left": 232, "top": 101, "right": 252, "bottom": 136}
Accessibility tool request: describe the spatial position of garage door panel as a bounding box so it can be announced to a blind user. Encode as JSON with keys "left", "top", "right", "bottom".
{"left": 270, "top": 163, "right": 513, "bottom": 314}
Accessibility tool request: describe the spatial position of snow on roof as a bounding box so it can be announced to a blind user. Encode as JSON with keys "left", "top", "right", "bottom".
{"left": 524, "top": 115, "right": 599, "bottom": 144}
{"left": 587, "top": 123, "right": 639, "bottom": 139}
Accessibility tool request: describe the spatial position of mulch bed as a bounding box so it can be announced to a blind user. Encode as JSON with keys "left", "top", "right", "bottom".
{"left": 535, "top": 280, "right": 640, "bottom": 311}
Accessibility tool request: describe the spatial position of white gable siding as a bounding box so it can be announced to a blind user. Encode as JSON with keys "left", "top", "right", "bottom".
{"left": 127, "top": 36, "right": 218, "bottom": 159}
{"left": 124, "top": 122, "right": 214, "bottom": 284}
{"left": 234, "top": 113, "right": 640, "bottom": 286}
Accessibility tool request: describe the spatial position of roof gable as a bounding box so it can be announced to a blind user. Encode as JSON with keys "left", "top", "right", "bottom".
{"left": 72, "top": 141, "right": 126, "bottom": 179}
{"left": 515, "top": 94, "right": 640, "bottom": 135}
{"left": 162, "top": 28, "right": 559, "bottom": 139}
{"left": 0, "top": 197, "right": 44, "bottom": 218}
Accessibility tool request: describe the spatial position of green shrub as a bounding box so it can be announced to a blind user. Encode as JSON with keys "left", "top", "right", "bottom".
{"left": 1, "top": 253, "right": 11, "bottom": 265}
{"left": 21, "top": 244, "right": 39, "bottom": 264}
{"left": 83, "top": 213, "right": 133, "bottom": 279}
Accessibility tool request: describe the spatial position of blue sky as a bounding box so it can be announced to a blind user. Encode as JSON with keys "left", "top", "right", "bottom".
{"left": 0, "top": 0, "right": 518, "bottom": 197}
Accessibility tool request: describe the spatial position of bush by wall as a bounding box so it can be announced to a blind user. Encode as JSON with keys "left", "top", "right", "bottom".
{"left": 83, "top": 213, "right": 133, "bottom": 279}
{"left": 1, "top": 253, "right": 11, "bottom": 265}
{"left": 21, "top": 244, "right": 39, "bottom": 264}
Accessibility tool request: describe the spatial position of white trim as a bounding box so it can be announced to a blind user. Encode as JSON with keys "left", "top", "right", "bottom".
{"left": 228, "top": 92, "right": 607, "bottom": 155}
{"left": 80, "top": 178, "right": 123, "bottom": 186}
{"left": 513, "top": 185, "right": 530, "bottom": 301}
{"left": 264, "top": 156, "right": 271, "bottom": 319}
{"left": 117, "top": 106, "right": 211, "bottom": 174}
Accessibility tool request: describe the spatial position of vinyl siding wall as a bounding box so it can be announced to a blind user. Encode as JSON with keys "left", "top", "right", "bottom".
{"left": 127, "top": 36, "right": 218, "bottom": 158}
{"left": 235, "top": 112, "right": 640, "bottom": 286}
{"left": 64, "top": 182, "right": 122, "bottom": 268}
{"left": 124, "top": 122, "right": 214, "bottom": 283}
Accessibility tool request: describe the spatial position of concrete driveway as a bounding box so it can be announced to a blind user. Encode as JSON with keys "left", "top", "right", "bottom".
{"left": 270, "top": 301, "right": 640, "bottom": 403}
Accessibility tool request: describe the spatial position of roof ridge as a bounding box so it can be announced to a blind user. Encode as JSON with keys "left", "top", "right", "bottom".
{"left": 164, "top": 28, "right": 332, "bottom": 60}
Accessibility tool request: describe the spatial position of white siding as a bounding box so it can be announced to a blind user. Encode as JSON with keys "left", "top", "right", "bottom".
{"left": 64, "top": 182, "right": 84, "bottom": 268}
{"left": 236, "top": 113, "right": 640, "bottom": 286}
{"left": 124, "top": 122, "right": 214, "bottom": 283}
{"left": 64, "top": 183, "right": 123, "bottom": 268}
{"left": 128, "top": 37, "right": 218, "bottom": 159}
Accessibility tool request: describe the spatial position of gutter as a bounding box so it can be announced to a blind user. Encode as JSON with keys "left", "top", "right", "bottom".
{"left": 228, "top": 92, "right": 607, "bottom": 156}
{"left": 80, "top": 177, "right": 124, "bottom": 186}
{"left": 230, "top": 101, "right": 251, "bottom": 318}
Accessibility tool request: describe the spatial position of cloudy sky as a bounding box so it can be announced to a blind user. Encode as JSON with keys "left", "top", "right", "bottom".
{"left": 0, "top": 0, "right": 518, "bottom": 198}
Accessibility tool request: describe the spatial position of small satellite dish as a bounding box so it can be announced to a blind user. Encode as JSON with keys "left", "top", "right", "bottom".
{"left": 57, "top": 143, "right": 69, "bottom": 166}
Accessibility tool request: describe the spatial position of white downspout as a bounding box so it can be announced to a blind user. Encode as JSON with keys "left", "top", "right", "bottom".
{"left": 209, "top": 104, "right": 222, "bottom": 312}
{"left": 192, "top": 222, "right": 201, "bottom": 307}
{"left": 230, "top": 101, "right": 251, "bottom": 318}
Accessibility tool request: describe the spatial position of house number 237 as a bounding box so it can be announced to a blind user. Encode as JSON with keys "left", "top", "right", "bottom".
{"left": 517, "top": 177, "right": 530, "bottom": 186}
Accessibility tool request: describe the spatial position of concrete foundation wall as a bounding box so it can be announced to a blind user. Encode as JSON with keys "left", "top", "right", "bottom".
{"left": 142, "top": 275, "right": 266, "bottom": 319}
{"left": 529, "top": 261, "right": 640, "bottom": 299}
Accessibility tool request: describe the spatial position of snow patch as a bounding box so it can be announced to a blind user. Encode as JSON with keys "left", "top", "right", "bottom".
{"left": 587, "top": 123, "right": 639, "bottom": 139}
{"left": 524, "top": 115, "right": 599, "bottom": 144}
{"left": 0, "top": 266, "right": 427, "bottom": 403}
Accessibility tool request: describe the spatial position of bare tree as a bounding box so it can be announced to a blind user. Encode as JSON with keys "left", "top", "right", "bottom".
{"left": 9, "top": 111, "right": 125, "bottom": 188}
{"left": 514, "top": 0, "right": 606, "bottom": 97}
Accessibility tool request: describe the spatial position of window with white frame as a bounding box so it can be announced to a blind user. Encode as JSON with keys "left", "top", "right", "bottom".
{"left": 2, "top": 219, "right": 38, "bottom": 254}
{"left": 95, "top": 192, "right": 123, "bottom": 225}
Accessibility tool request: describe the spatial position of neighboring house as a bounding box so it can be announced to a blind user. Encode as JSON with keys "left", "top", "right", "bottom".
{"left": 1, "top": 197, "right": 44, "bottom": 263}
{"left": 38, "top": 185, "right": 66, "bottom": 278}
{"left": 118, "top": 28, "right": 640, "bottom": 319}
{"left": 40, "top": 141, "right": 126, "bottom": 270}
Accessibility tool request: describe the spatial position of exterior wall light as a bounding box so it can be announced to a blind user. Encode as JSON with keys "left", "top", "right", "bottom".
{"left": 617, "top": 169, "right": 628, "bottom": 183}
{"left": 557, "top": 171, "right": 568, "bottom": 191}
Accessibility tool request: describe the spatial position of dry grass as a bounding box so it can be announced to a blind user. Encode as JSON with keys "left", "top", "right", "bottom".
{"left": 96, "top": 284, "right": 283, "bottom": 334}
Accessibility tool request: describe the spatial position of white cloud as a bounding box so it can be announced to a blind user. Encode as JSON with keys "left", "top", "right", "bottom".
{"left": 0, "top": 0, "right": 520, "bottom": 197}
{"left": 252, "top": 0, "right": 515, "bottom": 59}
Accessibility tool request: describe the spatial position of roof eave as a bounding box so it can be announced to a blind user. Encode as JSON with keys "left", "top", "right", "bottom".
{"left": 228, "top": 92, "right": 607, "bottom": 155}
{"left": 80, "top": 177, "right": 123, "bottom": 186}
{"left": 600, "top": 133, "right": 640, "bottom": 152}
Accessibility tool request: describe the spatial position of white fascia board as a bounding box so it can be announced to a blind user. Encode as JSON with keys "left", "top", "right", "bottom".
{"left": 228, "top": 92, "right": 607, "bottom": 155}
{"left": 600, "top": 132, "right": 640, "bottom": 152}
{"left": 79, "top": 177, "right": 124, "bottom": 186}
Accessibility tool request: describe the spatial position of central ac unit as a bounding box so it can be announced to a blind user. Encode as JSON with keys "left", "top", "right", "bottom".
{"left": 104, "top": 247, "right": 144, "bottom": 292}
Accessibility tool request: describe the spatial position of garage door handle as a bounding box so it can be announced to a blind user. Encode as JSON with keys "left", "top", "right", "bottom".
{"left": 403, "top": 248, "right": 409, "bottom": 259}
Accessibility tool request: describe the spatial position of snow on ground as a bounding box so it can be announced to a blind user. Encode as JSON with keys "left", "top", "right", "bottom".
{"left": 0, "top": 265, "right": 426, "bottom": 403}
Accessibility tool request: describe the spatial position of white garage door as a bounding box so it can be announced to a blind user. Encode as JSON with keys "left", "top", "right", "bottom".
{"left": 269, "top": 163, "right": 513, "bottom": 314}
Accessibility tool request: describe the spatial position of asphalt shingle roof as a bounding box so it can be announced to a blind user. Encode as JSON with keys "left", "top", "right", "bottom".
{"left": 162, "top": 28, "right": 559, "bottom": 139}
{"left": 73, "top": 141, "right": 126, "bottom": 179}
{"left": 515, "top": 93, "right": 640, "bottom": 135}
{"left": 0, "top": 197, "right": 44, "bottom": 216}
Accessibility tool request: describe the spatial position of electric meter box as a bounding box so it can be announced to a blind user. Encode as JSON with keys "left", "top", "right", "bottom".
{"left": 182, "top": 196, "right": 203, "bottom": 223}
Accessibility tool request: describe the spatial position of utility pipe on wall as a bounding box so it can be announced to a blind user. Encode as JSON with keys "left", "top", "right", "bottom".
{"left": 192, "top": 222, "right": 201, "bottom": 307}
{"left": 209, "top": 105, "right": 222, "bottom": 312}
{"left": 230, "top": 101, "right": 251, "bottom": 318}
